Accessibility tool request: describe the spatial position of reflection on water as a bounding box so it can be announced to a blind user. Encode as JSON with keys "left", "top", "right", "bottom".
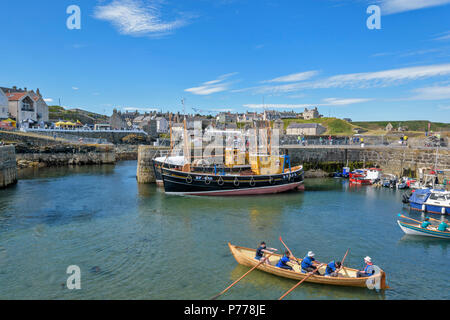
{"left": 0, "top": 162, "right": 448, "bottom": 300}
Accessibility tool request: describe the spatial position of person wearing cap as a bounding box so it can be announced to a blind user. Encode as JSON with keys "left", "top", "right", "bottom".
{"left": 324, "top": 261, "right": 342, "bottom": 277}
{"left": 421, "top": 217, "right": 432, "bottom": 229}
{"left": 301, "top": 251, "right": 320, "bottom": 275}
{"left": 276, "top": 251, "right": 293, "bottom": 270}
{"left": 438, "top": 219, "right": 449, "bottom": 232}
{"left": 255, "top": 241, "right": 277, "bottom": 264}
{"left": 357, "top": 256, "right": 375, "bottom": 278}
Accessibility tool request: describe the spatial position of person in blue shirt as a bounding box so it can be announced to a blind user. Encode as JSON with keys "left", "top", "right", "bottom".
{"left": 276, "top": 251, "right": 293, "bottom": 270}
{"left": 421, "top": 217, "right": 432, "bottom": 229}
{"left": 301, "top": 251, "right": 320, "bottom": 275}
{"left": 357, "top": 256, "right": 375, "bottom": 278}
{"left": 324, "top": 261, "right": 342, "bottom": 277}
{"left": 438, "top": 219, "right": 449, "bottom": 232}
{"left": 254, "top": 241, "right": 277, "bottom": 264}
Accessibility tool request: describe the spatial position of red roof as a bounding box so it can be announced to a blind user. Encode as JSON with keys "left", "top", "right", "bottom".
{"left": 6, "top": 92, "right": 28, "bottom": 101}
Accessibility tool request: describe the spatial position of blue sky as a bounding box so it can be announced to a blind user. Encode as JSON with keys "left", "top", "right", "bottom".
{"left": 1, "top": 0, "right": 450, "bottom": 121}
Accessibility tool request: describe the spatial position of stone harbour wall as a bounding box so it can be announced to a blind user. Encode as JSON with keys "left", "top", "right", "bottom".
{"left": 284, "top": 146, "right": 450, "bottom": 177}
{"left": 0, "top": 145, "right": 18, "bottom": 188}
{"left": 137, "top": 145, "right": 169, "bottom": 183}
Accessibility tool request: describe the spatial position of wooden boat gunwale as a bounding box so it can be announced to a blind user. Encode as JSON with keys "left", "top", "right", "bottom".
{"left": 228, "top": 243, "right": 388, "bottom": 289}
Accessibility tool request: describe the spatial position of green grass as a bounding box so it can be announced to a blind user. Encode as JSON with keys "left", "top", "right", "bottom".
{"left": 282, "top": 117, "right": 355, "bottom": 135}
{"left": 49, "top": 105, "right": 109, "bottom": 125}
{"left": 352, "top": 121, "right": 450, "bottom": 132}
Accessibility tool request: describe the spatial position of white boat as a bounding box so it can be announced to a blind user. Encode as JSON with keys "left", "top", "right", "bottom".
{"left": 397, "top": 220, "right": 450, "bottom": 239}
{"left": 424, "top": 190, "right": 450, "bottom": 215}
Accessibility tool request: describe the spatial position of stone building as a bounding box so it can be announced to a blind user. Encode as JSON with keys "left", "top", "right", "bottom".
{"left": 110, "top": 109, "right": 128, "bottom": 130}
{"left": 0, "top": 89, "right": 8, "bottom": 119}
{"left": 302, "top": 107, "right": 322, "bottom": 120}
{"left": 385, "top": 123, "right": 393, "bottom": 132}
{"left": 286, "top": 123, "right": 327, "bottom": 136}
{"left": 1, "top": 86, "right": 49, "bottom": 125}
{"left": 5, "top": 92, "right": 37, "bottom": 127}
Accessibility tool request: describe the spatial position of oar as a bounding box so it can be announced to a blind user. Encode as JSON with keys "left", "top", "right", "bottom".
{"left": 211, "top": 251, "right": 277, "bottom": 300}
{"left": 279, "top": 236, "right": 302, "bottom": 267}
{"left": 278, "top": 264, "right": 325, "bottom": 300}
{"left": 398, "top": 214, "right": 433, "bottom": 225}
{"left": 337, "top": 248, "right": 350, "bottom": 277}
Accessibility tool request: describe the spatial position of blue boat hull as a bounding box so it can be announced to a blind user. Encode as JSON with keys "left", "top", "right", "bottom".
{"left": 425, "top": 204, "right": 450, "bottom": 215}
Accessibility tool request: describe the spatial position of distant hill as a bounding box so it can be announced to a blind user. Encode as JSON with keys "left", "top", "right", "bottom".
{"left": 352, "top": 121, "right": 450, "bottom": 132}
{"left": 49, "top": 106, "right": 109, "bottom": 125}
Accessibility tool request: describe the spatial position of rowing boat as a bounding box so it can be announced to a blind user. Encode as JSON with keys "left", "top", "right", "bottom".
{"left": 397, "top": 220, "right": 450, "bottom": 239}
{"left": 228, "top": 243, "right": 388, "bottom": 289}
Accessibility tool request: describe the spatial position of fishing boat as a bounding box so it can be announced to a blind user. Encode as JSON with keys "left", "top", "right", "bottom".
{"left": 397, "top": 220, "right": 450, "bottom": 239}
{"left": 161, "top": 158, "right": 304, "bottom": 196}
{"left": 228, "top": 243, "right": 388, "bottom": 289}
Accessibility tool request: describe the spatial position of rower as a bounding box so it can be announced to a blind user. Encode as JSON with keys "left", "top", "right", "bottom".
{"left": 421, "top": 217, "right": 432, "bottom": 229}
{"left": 324, "top": 261, "right": 342, "bottom": 277}
{"left": 301, "top": 251, "right": 320, "bottom": 275}
{"left": 255, "top": 241, "right": 277, "bottom": 264}
{"left": 357, "top": 256, "right": 375, "bottom": 278}
{"left": 438, "top": 219, "right": 449, "bottom": 232}
{"left": 276, "top": 251, "right": 293, "bottom": 270}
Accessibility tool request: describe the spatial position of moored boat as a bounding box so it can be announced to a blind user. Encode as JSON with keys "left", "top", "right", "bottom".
{"left": 161, "top": 163, "right": 304, "bottom": 196}
{"left": 228, "top": 243, "right": 388, "bottom": 289}
{"left": 397, "top": 220, "right": 450, "bottom": 239}
{"left": 403, "top": 189, "right": 450, "bottom": 215}
{"left": 349, "top": 168, "right": 382, "bottom": 185}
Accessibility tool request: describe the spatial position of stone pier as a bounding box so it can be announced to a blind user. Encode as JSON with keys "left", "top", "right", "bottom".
{"left": 137, "top": 146, "right": 168, "bottom": 183}
{"left": 0, "top": 145, "right": 18, "bottom": 188}
{"left": 284, "top": 146, "right": 450, "bottom": 177}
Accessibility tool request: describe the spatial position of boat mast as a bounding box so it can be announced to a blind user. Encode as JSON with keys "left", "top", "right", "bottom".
{"left": 182, "top": 99, "right": 191, "bottom": 172}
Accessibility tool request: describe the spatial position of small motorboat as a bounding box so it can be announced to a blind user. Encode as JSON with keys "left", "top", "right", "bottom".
{"left": 228, "top": 243, "right": 389, "bottom": 289}
{"left": 397, "top": 220, "right": 450, "bottom": 239}
{"left": 349, "top": 168, "right": 382, "bottom": 185}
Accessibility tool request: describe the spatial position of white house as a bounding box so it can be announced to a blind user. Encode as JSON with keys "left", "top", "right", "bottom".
{"left": 155, "top": 117, "right": 169, "bottom": 133}
{"left": 0, "top": 89, "right": 8, "bottom": 119}
{"left": 5, "top": 92, "right": 37, "bottom": 127}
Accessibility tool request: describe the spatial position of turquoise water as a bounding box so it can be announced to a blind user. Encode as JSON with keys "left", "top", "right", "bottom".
{"left": 0, "top": 161, "right": 448, "bottom": 300}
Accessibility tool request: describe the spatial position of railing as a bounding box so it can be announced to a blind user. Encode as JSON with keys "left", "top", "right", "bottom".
{"left": 23, "top": 127, "right": 148, "bottom": 135}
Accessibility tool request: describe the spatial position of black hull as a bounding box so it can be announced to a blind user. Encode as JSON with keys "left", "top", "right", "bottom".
{"left": 161, "top": 167, "right": 304, "bottom": 196}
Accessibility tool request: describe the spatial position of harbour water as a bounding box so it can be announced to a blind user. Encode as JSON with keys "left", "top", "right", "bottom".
{"left": 0, "top": 161, "right": 448, "bottom": 300}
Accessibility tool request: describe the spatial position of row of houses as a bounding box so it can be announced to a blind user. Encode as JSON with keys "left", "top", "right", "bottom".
{"left": 0, "top": 86, "right": 49, "bottom": 127}
{"left": 216, "top": 107, "right": 323, "bottom": 124}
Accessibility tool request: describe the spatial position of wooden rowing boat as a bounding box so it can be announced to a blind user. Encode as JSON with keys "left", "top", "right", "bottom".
{"left": 228, "top": 243, "right": 388, "bottom": 289}
{"left": 397, "top": 220, "right": 450, "bottom": 239}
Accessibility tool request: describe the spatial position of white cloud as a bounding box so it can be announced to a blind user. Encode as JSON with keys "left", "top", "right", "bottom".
{"left": 410, "top": 85, "right": 450, "bottom": 100}
{"left": 262, "top": 71, "right": 319, "bottom": 83}
{"left": 243, "top": 98, "right": 372, "bottom": 109}
{"left": 321, "top": 98, "right": 373, "bottom": 106}
{"left": 94, "top": 0, "right": 189, "bottom": 37}
{"left": 44, "top": 98, "right": 53, "bottom": 103}
{"left": 434, "top": 31, "right": 450, "bottom": 41}
{"left": 185, "top": 73, "right": 238, "bottom": 95}
{"left": 246, "top": 63, "right": 450, "bottom": 94}
{"left": 123, "top": 107, "right": 159, "bottom": 112}
{"left": 378, "top": 0, "right": 450, "bottom": 15}
{"left": 72, "top": 87, "right": 79, "bottom": 90}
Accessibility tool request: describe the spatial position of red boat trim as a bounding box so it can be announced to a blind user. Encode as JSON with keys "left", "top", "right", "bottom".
{"left": 165, "top": 181, "right": 304, "bottom": 196}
